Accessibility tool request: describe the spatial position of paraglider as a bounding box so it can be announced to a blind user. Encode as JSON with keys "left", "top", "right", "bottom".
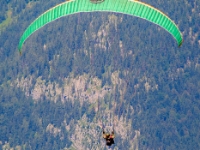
{"left": 18, "top": 1, "right": 184, "bottom": 147}
{"left": 102, "top": 127, "right": 115, "bottom": 146}
{"left": 18, "top": 0, "right": 183, "bottom": 53}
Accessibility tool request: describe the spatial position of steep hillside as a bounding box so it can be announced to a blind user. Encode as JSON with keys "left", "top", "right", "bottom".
{"left": 0, "top": 0, "right": 200, "bottom": 149}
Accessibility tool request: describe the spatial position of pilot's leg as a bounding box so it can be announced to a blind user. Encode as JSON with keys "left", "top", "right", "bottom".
{"left": 111, "top": 131, "right": 115, "bottom": 138}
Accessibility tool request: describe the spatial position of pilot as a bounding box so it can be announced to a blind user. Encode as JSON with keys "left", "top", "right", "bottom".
{"left": 103, "top": 129, "right": 115, "bottom": 146}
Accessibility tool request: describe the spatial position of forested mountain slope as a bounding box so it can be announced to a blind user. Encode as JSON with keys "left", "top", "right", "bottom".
{"left": 0, "top": 0, "right": 199, "bottom": 149}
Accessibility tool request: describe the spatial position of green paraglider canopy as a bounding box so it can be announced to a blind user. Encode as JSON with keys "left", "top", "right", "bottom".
{"left": 18, "top": 0, "right": 183, "bottom": 53}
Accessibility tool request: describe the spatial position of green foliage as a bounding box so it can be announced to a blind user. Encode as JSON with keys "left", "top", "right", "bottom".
{"left": 0, "top": 0, "right": 200, "bottom": 149}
